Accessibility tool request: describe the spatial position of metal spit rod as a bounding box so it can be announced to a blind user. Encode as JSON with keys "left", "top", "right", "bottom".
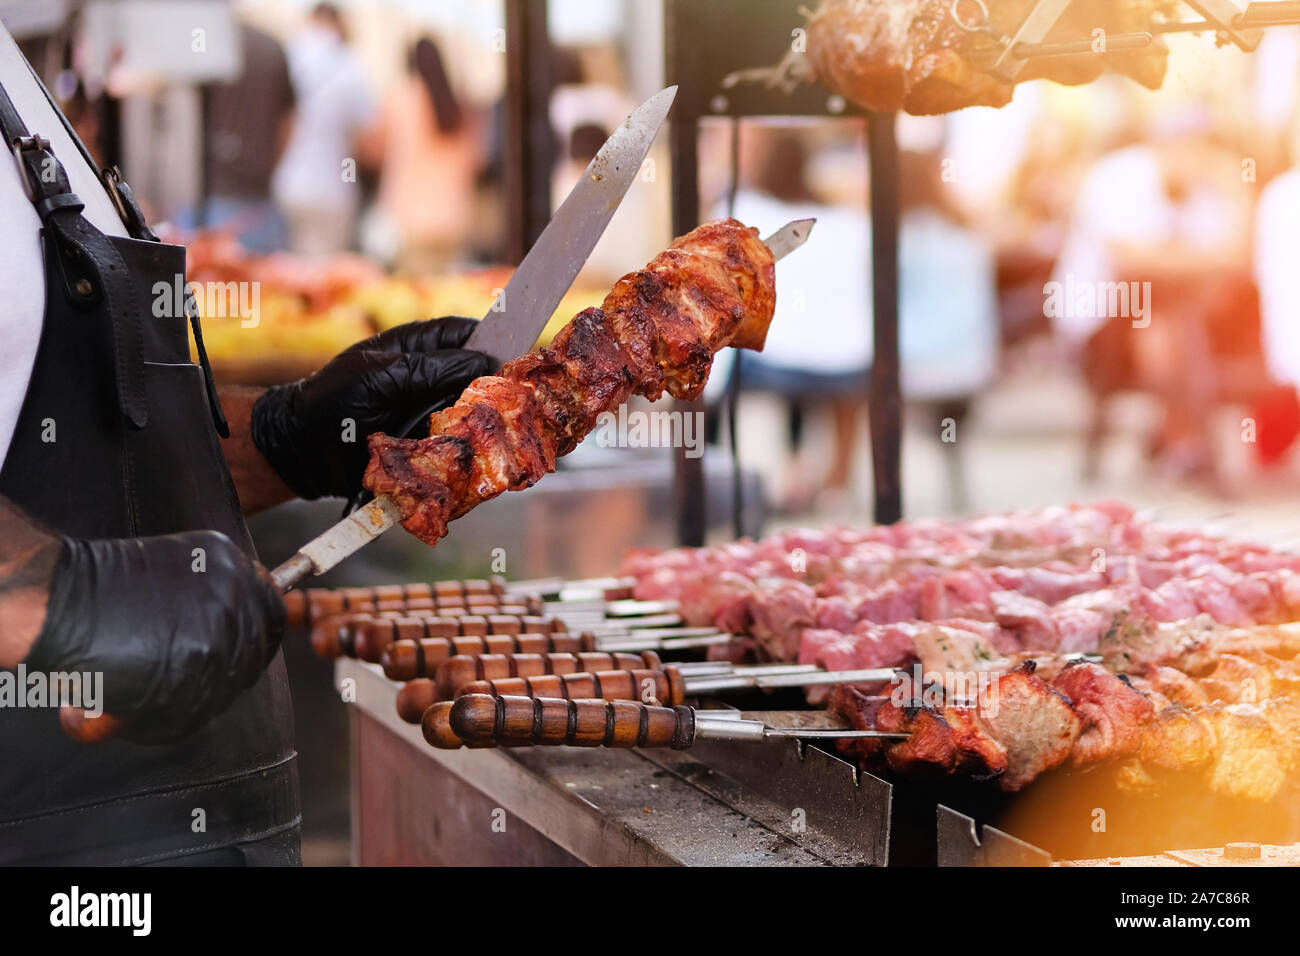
{"left": 684, "top": 666, "right": 898, "bottom": 694}
{"left": 692, "top": 715, "right": 906, "bottom": 742}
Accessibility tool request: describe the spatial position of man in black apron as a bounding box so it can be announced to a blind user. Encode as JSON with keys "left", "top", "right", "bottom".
{"left": 0, "top": 40, "right": 491, "bottom": 865}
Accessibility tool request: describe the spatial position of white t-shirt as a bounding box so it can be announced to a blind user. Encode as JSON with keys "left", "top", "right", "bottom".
{"left": 703, "top": 192, "right": 997, "bottom": 402}
{"left": 1255, "top": 168, "right": 1300, "bottom": 389}
{"left": 1051, "top": 145, "right": 1240, "bottom": 344}
{"left": 0, "top": 22, "right": 128, "bottom": 469}
{"left": 270, "top": 27, "right": 374, "bottom": 212}
{"left": 711, "top": 191, "right": 874, "bottom": 377}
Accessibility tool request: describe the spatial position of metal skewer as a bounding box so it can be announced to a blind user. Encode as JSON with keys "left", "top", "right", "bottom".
{"left": 682, "top": 666, "right": 897, "bottom": 693}
{"left": 269, "top": 219, "right": 816, "bottom": 593}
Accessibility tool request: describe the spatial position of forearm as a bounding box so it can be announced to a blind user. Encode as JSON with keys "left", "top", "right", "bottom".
{"left": 0, "top": 496, "right": 61, "bottom": 668}
{"left": 218, "top": 386, "right": 296, "bottom": 516}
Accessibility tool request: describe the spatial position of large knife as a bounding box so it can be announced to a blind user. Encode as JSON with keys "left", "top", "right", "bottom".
{"left": 269, "top": 87, "right": 679, "bottom": 592}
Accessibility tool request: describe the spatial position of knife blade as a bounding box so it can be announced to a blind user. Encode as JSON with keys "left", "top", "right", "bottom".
{"left": 465, "top": 85, "right": 678, "bottom": 366}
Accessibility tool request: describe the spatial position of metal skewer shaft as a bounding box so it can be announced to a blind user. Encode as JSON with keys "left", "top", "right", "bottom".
{"left": 683, "top": 666, "right": 897, "bottom": 693}
{"left": 692, "top": 716, "right": 907, "bottom": 742}
{"left": 451, "top": 664, "right": 898, "bottom": 708}
{"left": 594, "top": 631, "right": 735, "bottom": 651}
{"left": 1012, "top": 32, "right": 1152, "bottom": 58}
{"left": 1239, "top": 2, "right": 1300, "bottom": 25}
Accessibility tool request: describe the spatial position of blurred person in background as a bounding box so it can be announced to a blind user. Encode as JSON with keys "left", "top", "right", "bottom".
{"left": 271, "top": 3, "right": 375, "bottom": 257}
{"left": 547, "top": 47, "right": 659, "bottom": 284}
{"left": 711, "top": 131, "right": 872, "bottom": 512}
{"left": 1251, "top": 135, "right": 1300, "bottom": 468}
{"left": 711, "top": 133, "right": 996, "bottom": 514}
{"left": 897, "top": 148, "right": 999, "bottom": 512}
{"left": 183, "top": 21, "right": 295, "bottom": 254}
{"left": 365, "top": 37, "right": 480, "bottom": 275}
{"left": 1053, "top": 111, "right": 1264, "bottom": 485}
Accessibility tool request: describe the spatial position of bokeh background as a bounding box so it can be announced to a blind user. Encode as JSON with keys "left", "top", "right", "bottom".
{"left": 9, "top": 0, "right": 1300, "bottom": 861}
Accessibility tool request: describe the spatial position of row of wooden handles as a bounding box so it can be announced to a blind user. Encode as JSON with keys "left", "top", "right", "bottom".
{"left": 423, "top": 695, "right": 699, "bottom": 751}
{"left": 285, "top": 578, "right": 511, "bottom": 626}
{"left": 313, "top": 609, "right": 566, "bottom": 661}
{"left": 381, "top": 630, "right": 587, "bottom": 680}
{"left": 393, "top": 650, "right": 672, "bottom": 722}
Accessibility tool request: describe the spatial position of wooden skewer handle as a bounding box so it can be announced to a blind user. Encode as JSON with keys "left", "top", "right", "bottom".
{"left": 382, "top": 631, "right": 595, "bottom": 680}
{"left": 418, "top": 701, "right": 497, "bottom": 750}
{"left": 457, "top": 666, "right": 686, "bottom": 706}
{"left": 433, "top": 651, "right": 662, "bottom": 701}
{"left": 318, "top": 609, "right": 563, "bottom": 662}
{"left": 448, "top": 694, "right": 696, "bottom": 749}
{"left": 393, "top": 653, "right": 664, "bottom": 724}
{"left": 287, "top": 579, "right": 508, "bottom": 627}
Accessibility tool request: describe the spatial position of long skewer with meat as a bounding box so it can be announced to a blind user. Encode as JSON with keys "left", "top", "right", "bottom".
{"left": 831, "top": 650, "right": 1300, "bottom": 801}
{"left": 363, "top": 218, "right": 777, "bottom": 546}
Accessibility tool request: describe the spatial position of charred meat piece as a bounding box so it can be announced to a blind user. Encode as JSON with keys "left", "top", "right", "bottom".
{"left": 830, "top": 686, "right": 1008, "bottom": 779}
{"left": 1051, "top": 661, "right": 1154, "bottom": 766}
{"left": 827, "top": 684, "right": 892, "bottom": 763}
{"left": 878, "top": 703, "right": 1009, "bottom": 780}
{"left": 1140, "top": 665, "right": 1211, "bottom": 709}
{"left": 362, "top": 435, "right": 472, "bottom": 544}
{"left": 978, "top": 662, "right": 1082, "bottom": 790}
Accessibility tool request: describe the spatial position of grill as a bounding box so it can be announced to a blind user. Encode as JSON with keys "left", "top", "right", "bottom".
{"left": 320, "top": 575, "right": 1300, "bottom": 866}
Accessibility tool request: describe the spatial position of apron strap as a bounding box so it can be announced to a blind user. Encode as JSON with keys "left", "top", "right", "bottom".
{"left": 0, "top": 74, "right": 228, "bottom": 436}
{"left": 18, "top": 47, "right": 159, "bottom": 245}
{"left": 0, "top": 79, "right": 149, "bottom": 429}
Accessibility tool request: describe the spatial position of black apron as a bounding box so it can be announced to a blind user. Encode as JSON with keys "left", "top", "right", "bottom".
{"left": 0, "top": 75, "right": 300, "bottom": 864}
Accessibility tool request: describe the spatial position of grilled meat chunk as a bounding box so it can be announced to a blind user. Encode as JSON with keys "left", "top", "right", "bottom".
{"left": 1202, "top": 704, "right": 1289, "bottom": 802}
{"left": 1051, "top": 661, "right": 1154, "bottom": 766}
{"left": 1136, "top": 704, "right": 1215, "bottom": 773}
{"left": 979, "top": 662, "right": 1082, "bottom": 790}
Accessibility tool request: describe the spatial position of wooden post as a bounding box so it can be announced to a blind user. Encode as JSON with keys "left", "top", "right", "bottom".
{"left": 504, "top": 0, "right": 554, "bottom": 264}
{"left": 667, "top": 0, "right": 706, "bottom": 547}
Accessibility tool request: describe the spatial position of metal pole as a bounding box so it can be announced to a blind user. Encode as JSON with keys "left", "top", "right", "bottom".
{"left": 725, "top": 118, "right": 744, "bottom": 540}
{"left": 867, "top": 111, "right": 902, "bottom": 525}
{"left": 504, "top": 0, "right": 554, "bottom": 264}
{"left": 667, "top": 0, "right": 706, "bottom": 546}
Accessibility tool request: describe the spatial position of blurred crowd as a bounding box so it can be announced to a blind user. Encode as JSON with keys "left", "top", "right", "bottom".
{"left": 11, "top": 1, "right": 1300, "bottom": 512}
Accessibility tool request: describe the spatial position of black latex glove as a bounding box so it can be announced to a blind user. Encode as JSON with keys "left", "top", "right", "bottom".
{"left": 250, "top": 317, "right": 494, "bottom": 501}
{"left": 24, "top": 531, "right": 284, "bottom": 745}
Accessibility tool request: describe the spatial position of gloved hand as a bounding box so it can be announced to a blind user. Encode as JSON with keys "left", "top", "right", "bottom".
{"left": 250, "top": 317, "right": 494, "bottom": 500}
{"left": 24, "top": 530, "right": 285, "bottom": 745}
